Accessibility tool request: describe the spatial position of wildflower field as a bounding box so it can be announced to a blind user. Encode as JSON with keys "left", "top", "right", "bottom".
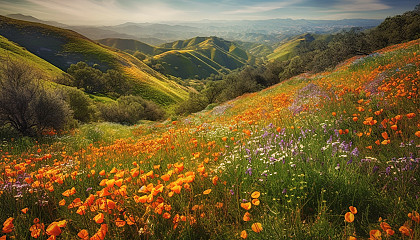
{"left": 1, "top": 39, "right": 419, "bottom": 239}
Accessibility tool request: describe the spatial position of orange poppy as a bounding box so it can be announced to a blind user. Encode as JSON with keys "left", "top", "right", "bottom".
{"left": 163, "top": 213, "right": 171, "bottom": 219}
{"left": 21, "top": 208, "right": 29, "bottom": 214}
{"left": 59, "top": 199, "right": 66, "bottom": 206}
{"left": 399, "top": 225, "right": 411, "bottom": 236}
{"left": 385, "top": 229, "right": 395, "bottom": 236}
{"left": 62, "top": 187, "right": 76, "bottom": 197}
{"left": 212, "top": 176, "right": 219, "bottom": 185}
{"left": 241, "top": 202, "right": 251, "bottom": 210}
{"left": 94, "top": 213, "right": 104, "bottom": 224}
{"left": 380, "top": 222, "right": 391, "bottom": 231}
{"left": 251, "top": 222, "right": 263, "bottom": 233}
{"left": 349, "top": 206, "right": 357, "bottom": 214}
{"left": 243, "top": 212, "right": 251, "bottom": 221}
{"left": 171, "top": 185, "right": 182, "bottom": 194}
{"left": 252, "top": 199, "right": 260, "bottom": 206}
{"left": 46, "top": 222, "right": 61, "bottom": 236}
{"left": 408, "top": 211, "right": 419, "bottom": 223}
{"left": 240, "top": 230, "right": 247, "bottom": 239}
{"left": 251, "top": 191, "right": 260, "bottom": 199}
{"left": 345, "top": 212, "right": 354, "bottom": 223}
{"left": 369, "top": 229, "right": 381, "bottom": 239}
{"left": 203, "top": 189, "right": 212, "bottom": 195}
{"left": 2, "top": 217, "right": 14, "bottom": 234}
{"left": 115, "top": 218, "right": 126, "bottom": 227}
{"left": 78, "top": 229, "right": 89, "bottom": 239}
{"left": 406, "top": 113, "right": 416, "bottom": 119}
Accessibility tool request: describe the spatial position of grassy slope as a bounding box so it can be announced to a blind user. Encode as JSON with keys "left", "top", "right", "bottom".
{"left": 0, "top": 15, "right": 188, "bottom": 106}
{"left": 0, "top": 38, "right": 418, "bottom": 240}
{"left": 153, "top": 37, "right": 252, "bottom": 79}
{"left": 0, "top": 35, "right": 64, "bottom": 79}
{"left": 96, "top": 38, "right": 170, "bottom": 56}
{"left": 267, "top": 33, "right": 323, "bottom": 61}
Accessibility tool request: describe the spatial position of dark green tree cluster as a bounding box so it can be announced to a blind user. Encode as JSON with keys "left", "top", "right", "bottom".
{"left": 65, "top": 62, "right": 130, "bottom": 97}
{"left": 98, "top": 95, "right": 165, "bottom": 124}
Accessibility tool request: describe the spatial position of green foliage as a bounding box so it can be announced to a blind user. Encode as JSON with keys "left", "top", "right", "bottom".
{"left": 67, "top": 61, "right": 130, "bottom": 96}
{"left": 0, "top": 58, "right": 72, "bottom": 136}
{"left": 367, "top": 8, "right": 420, "bottom": 49}
{"left": 98, "top": 95, "right": 165, "bottom": 124}
{"left": 175, "top": 92, "right": 209, "bottom": 115}
{"left": 64, "top": 87, "right": 98, "bottom": 123}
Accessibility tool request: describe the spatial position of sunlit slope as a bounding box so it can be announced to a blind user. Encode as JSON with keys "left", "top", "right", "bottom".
{"left": 210, "top": 39, "right": 419, "bottom": 141}
{"left": 0, "top": 15, "right": 189, "bottom": 105}
{"left": 0, "top": 35, "right": 64, "bottom": 79}
{"left": 267, "top": 33, "right": 321, "bottom": 61}
{"left": 96, "top": 38, "right": 170, "bottom": 56}
{"left": 155, "top": 37, "right": 253, "bottom": 79}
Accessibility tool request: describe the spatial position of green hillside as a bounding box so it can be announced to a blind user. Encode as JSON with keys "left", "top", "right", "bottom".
{"left": 0, "top": 35, "right": 64, "bottom": 79}
{"left": 96, "top": 38, "right": 170, "bottom": 56}
{"left": 236, "top": 41, "right": 274, "bottom": 59}
{"left": 154, "top": 36, "right": 253, "bottom": 79}
{"left": 98, "top": 36, "right": 253, "bottom": 79}
{"left": 267, "top": 33, "right": 319, "bottom": 61}
{"left": 0, "top": 15, "right": 188, "bottom": 106}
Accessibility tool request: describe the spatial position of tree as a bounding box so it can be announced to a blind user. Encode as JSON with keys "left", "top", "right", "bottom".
{"left": 98, "top": 95, "right": 165, "bottom": 124}
{"left": 67, "top": 62, "right": 105, "bottom": 93}
{"left": 0, "top": 58, "right": 72, "bottom": 136}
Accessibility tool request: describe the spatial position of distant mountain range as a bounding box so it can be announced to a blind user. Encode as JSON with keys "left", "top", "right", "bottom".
{"left": 7, "top": 14, "right": 382, "bottom": 45}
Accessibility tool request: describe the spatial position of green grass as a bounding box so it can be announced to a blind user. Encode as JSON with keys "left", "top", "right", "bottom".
{"left": 0, "top": 35, "right": 64, "bottom": 79}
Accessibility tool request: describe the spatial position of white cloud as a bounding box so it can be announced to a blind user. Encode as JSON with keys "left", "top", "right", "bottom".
{"left": 22, "top": 0, "right": 184, "bottom": 25}
{"left": 223, "top": 1, "right": 301, "bottom": 14}
{"left": 333, "top": 0, "right": 390, "bottom": 12}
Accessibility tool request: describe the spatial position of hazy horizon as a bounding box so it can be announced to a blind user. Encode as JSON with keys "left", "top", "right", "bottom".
{"left": 0, "top": 0, "right": 417, "bottom": 26}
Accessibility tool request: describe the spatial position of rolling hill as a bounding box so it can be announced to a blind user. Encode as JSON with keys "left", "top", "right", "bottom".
{"left": 99, "top": 36, "right": 253, "bottom": 79}
{"left": 0, "top": 35, "right": 64, "bottom": 79}
{"left": 267, "top": 33, "right": 318, "bottom": 61}
{"left": 97, "top": 38, "right": 170, "bottom": 56}
{"left": 156, "top": 37, "right": 253, "bottom": 79}
{"left": 0, "top": 15, "right": 189, "bottom": 106}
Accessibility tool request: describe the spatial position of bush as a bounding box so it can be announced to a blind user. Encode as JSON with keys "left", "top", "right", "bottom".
{"left": 64, "top": 87, "right": 98, "bottom": 123}
{"left": 175, "top": 92, "right": 209, "bottom": 115}
{"left": 0, "top": 58, "right": 72, "bottom": 136}
{"left": 98, "top": 95, "right": 165, "bottom": 124}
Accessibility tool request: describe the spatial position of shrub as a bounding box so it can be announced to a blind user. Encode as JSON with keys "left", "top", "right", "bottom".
{"left": 175, "top": 92, "right": 209, "bottom": 115}
{"left": 64, "top": 87, "right": 98, "bottom": 123}
{"left": 0, "top": 58, "right": 72, "bottom": 136}
{"left": 98, "top": 95, "right": 165, "bottom": 124}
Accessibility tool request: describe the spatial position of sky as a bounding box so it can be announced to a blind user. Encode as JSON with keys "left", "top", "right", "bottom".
{"left": 0, "top": 0, "right": 418, "bottom": 25}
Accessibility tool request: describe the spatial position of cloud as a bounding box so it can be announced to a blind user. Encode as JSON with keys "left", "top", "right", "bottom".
{"left": 21, "top": 0, "right": 185, "bottom": 24}
{"left": 223, "top": 1, "right": 301, "bottom": 14}
{"left": 332, "top": 0, "right": 390, "bottom": 12}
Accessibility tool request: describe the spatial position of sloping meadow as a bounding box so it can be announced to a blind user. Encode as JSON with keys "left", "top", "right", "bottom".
{"left": 0, "top": 39, "right": 419, "bottom": 239}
